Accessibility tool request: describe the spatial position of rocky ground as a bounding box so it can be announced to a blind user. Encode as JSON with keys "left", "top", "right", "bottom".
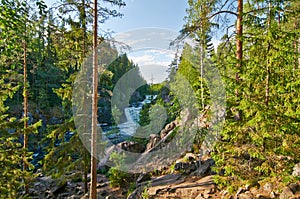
{"left": 28, "top": 158, "right": 300, "bottom": 199}
{"left": 28, "top": 115, "right": 300, "bottom": 199}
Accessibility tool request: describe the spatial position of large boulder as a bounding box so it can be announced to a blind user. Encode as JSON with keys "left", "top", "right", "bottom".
{"left": 136, "top": 173, "right": 151, "bottom": 184}
{"left": 146, "top": 134, "right": 161, "bottom": 151}
{"left": 160, "top": 120, "right": 178, "bottom": 139}
{"left": 174, "top": 161, "right": 197, "bottom": 174}
{"left": 279, "top": 187, "right": 294, "bottom": 199}
{"left": 97, "top": 141, "right": 145, "bottom": 171}
{"left": 292, "top": 162, "right": 300, "bottom": 178}
{"left": 191, "top": 158, "right": 215, "bottom": 177}
{"left": 165, "top": 121, "right": 176, "bottom": 132}
{"left": 117, "top": 141, "right": 145, "bottom": 153}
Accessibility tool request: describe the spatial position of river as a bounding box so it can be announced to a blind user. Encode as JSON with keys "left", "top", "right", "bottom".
{"left": 100, "top": 95, "right": 156, "bottom": 144}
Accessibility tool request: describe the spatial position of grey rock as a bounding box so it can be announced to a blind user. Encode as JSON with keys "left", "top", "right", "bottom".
{"left": 288, "top": 183, "right": 299, "bottom": 194}
{"left": 236, "top": 187, "right": 245, "bottom": 195}
{"left": 292, "top": 163, "right": 300, "bottom": 178}
{"left": 160, "top": 129, "right": 168, "bottom": 139}
{"left": 127, "top": 186, "right": 143, "bottom": 199}
{"left": 192, "top": 158, "right": 215, "bottom": 177}
{"left": 105, "top": 195, "right": 117, "bottom": 199}
{"left": 238, "top": 192, "right": 254, "bottom": 199}
{"left": 77, "top": 190, "right": 84, "bottom": 195}
{"left": 270, "top": 191, "right": 277, "bottom": 198}
{"left": 100, "top": 190, "right": 109, "bottom": 196}
{"left": 164, "top": 121, "right": 176, "bottom": 132}
{"left": 69, "top": 195, "right": 82, "bottom": 199}
{"left": 51, "top": 180, "right": 67, "bottom": 196}
{"left": 80, "top": 193, "right": 89, "bottom": 199}
{"left": 255, "top": 194, "right": 272, "bottom": 199}
{"left": 263, "top": 183, "right": 273, "bottom": 193}
{"left": 146, "top": 134, "right": 161, "bottom": 150}
{"left": 58, "top": 193, "right": 70, "bottom": 198}
{"left": 279, "top": 187, "right": 294, "bottom": 199}
{"left": 175, "top": 161, "right": 197, "bottom": 174}
{"left": 97, "top": 182, "right": 108, "bottom": 188}
{"left": 136, "top": 173, "right": 151, "bottom": 184}
{"left": 118, "top": 141, "right": 145, "bottom": 153}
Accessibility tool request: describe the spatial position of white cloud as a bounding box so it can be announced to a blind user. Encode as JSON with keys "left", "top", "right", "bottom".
{"left": 139, "top": 64, "right": 169, "bottom": 84}
{"left": 128, "top": 50, "right": 172, "bottom": 83}
{"left": 129, "top": 54, "right": 155, "bottom": 65}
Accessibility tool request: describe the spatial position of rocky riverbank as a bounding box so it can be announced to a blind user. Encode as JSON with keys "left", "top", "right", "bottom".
{"left": 27, "top": 108, "right": 300, "bottom": 199}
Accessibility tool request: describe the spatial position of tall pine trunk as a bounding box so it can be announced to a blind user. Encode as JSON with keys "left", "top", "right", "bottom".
{"left": 294, "top": 22, "right": 300, "bottom": 70}
{"left": 80, "top": 0, "right": 89, "bottom": 193}
{"left": 23, "top": 3, "right": 29, "bottom": 193}
{"left": 265, "top": 44, "right": 270, "bottom": 106}
{"left": 23, "top": 34, "right": 29, "bottom": 195}
{"left": 90, "top": 0, "right": 98, "bottom": 198}
{"left": 235, "top": 0, "right": 243, "bottom": 96}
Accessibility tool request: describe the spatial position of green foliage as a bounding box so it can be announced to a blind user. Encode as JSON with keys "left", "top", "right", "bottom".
{"left": 0, "top": 0, "right": 46, "bottom": 196}
{"left": 141, "top": 186, "right": 149, "bottom": 199}
{"left": 108, "top": 152, "right": 133, "bottom": 187}
{"left": 0, "top": 136, "right": 23, "bottom": 198}
{"left": 147, "top": 83, "right": 181, "bottom": 124}
{"left": 1, "top": 0, "right": 300, "bottom": 196}
{"left": 179, "top": 0, "right": 300, "bottom": 192}
{"left": 210, "top": 0, "right": 300, "bottom": 190}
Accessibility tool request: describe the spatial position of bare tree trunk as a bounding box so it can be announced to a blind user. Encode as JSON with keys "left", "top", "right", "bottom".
{"left": 265, "top": 2, "right": 272, "bottom": 106}
{"left": 84, "top": 166, "right": 88, "bottom": 194}
{"left": 23, "top": 35, "right": 29, "bottom": 195}
{"left": 81, "top": 0, "right": 87, "bottom": 59}
{"left": 265, "top": 45, "right": 270, "bottom": 106}
{"left": 265, "top": 65, "right": 270, "bottom": 106}
{"left": 235, "top": 0, "right": 243, "bottom": 96}
{"left": 23, "top": 2, "right": 29, "bottom": 192}
{"left": 200, "top": 42, "right": 204, "bottom": 110}
{"left": 295, "top": 22, "right": 300, "bottom": 70}
{"left": 90, "top": 0, "right": 98, "bottom": 198}
{"left": 298, "top": 36, "right": 300, "bottom": 69}
{"left": 80, "top": 0, "right": 89, "bottom": 194}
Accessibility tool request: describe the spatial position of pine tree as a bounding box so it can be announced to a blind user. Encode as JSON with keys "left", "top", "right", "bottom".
{"left": 0, "top": 0, "right": 43, "bottom": 196}
{"left": 90, "top": 0, "right": 98, "bottom": 197}
{"left": 212, "top": 0, "right": 300, "bottom": 191}
{"left": 44, "top": 0, "right": 126, "bottom": 196}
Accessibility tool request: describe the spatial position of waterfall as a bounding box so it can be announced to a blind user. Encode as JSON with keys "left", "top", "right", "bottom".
{"left": 102, "top": 95, "right": 157, "bottom": 143}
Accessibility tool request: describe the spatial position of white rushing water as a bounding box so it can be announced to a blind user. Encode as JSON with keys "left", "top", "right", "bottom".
{"left": 117, "top": 95, "right": 157, "bottom": 136}
{"left": 101, "top": 95, "right": 157, "bottom": 143}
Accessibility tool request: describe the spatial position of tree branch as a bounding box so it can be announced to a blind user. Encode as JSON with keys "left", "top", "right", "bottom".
{"left": 209, "top": 10, "right": 238, "bottom": 19}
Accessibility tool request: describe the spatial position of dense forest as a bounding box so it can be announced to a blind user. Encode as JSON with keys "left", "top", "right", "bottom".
{"left": 0, "top": 0, "right": 299, "bottom": 198}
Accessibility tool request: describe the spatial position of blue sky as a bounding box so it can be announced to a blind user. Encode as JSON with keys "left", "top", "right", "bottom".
{"left": 101, "top": 0, "right": 188, "bottom": 33}
{"left": 44, "top": 0, "right": 190, "bottom": 83}
{"left": 45, "top": 0, "right": 188, "bottom": 33}
{"left": 98, "top": 0, "right": 190, "bottom": 84}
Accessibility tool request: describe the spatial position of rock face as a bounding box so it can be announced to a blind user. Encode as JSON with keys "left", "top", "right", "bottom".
{"left": 279, "top": 187, "right": 294, "bottom": 199}
{"left": 174, "top": 161, "right": 197, "bottom": 174}
{"left": 192, "top": 158, "right": 215, "bottom": 177}
{"left": 117, "top": 141, "right": 145, "bottom": 153}
{"left": 97, "top": 141, "right": 145, "bottom": 171}
{"left": 232, "top": 181, "right": 300, "bottom": 199}
{"left": 238, "top": 192, "right": 254, "bottom": 199}
{"left": 292, "top": 162, "right": 300, "bottom": 178}
{"left": 288, "top": 183, "right": 300, "bottom": 194}
{"left": 136, "top": 173, "right": 151, "bottom": 184}
{"left": 160, "top": 120, "right": 178, "bottom": 139}
{"left": 98, "top": 119, "right": 180, "bottom": 172}
{"left": 146, "top": 134, "right": 161, "bottom": 151}
{"left": 146, "top": 175, "right": 218, "bottom": 199}
{"left": 29, "top": 176, "right": 85, "bottom": 199}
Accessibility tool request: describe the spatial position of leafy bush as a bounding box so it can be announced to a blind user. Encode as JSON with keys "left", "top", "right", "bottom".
{"left": 108, "top": 152, "right": 134, "bottom": 187}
